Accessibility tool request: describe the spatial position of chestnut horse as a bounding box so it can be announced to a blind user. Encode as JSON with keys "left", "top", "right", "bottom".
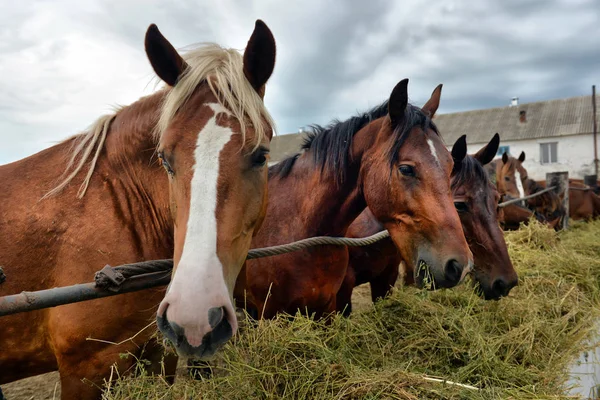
{"left": 338, "top": 134, "right": 517, "bottom": 312}
{"left": 570, "top": 178, "right": 600, "bottom": 195}
{"left": 0, "top": 21, "right": 276, "bottom": 399}
{"left": 486, "top": 152, "right": 565, "bottom": 229}
{"left": 235, "top": 80, "right": 473, "bottom": 319}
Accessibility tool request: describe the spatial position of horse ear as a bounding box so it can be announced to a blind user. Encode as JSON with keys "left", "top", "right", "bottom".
{"left": 451, "top": 135, "right": 467, "bottom": 175}
{"left": 243, "top": 20, "right": 276, "bottom": 97}
{"left": 502, "top": 152, "right": 509, "bottom": 164}
{"left": 388, "top": 79, "right": 409, "bottom": 126}
{"left": 518, "top": 151, "right": 526, "bottom": 163}
{"left": 473, "top": 133, "right": 500, "bottom": 166}
{"left": 145, "top": 24, "right": 189, "bottom": 87}
{"left": 421, "top": 84, "right": 443, "bottom": 118}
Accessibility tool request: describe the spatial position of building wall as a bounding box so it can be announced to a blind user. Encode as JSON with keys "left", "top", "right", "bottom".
{"left": 456, "top": 133, "right": 597, "bottom": 180}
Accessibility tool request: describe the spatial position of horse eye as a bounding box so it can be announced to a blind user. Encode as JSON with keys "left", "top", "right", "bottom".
{"left": 252, "top": 150, "right": 268, "bottom": 167}
{"left": 158, "top": 152, "right": 174, "bottom": 176}
{"left": 504, "top": 176, "right": 510, "bottom": 182}
{"left": 399, "top": 164, "right": 415, "bottom": 177}
{"left": 454, "top": 201, "right": 469, "bottom": 213}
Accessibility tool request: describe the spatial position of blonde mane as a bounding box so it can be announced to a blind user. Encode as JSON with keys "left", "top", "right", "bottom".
{"left": 157, "top": 43, "right": 275, "bottom": 147}
{"left": 43, "top": 113, "right": 117, "bottom": 200}
{"left": 45, "top": 42, "right": 275, "bottom": 200}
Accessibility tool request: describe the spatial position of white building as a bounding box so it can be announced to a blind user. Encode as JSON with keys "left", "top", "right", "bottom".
{"left": 269, "top": 94, "right": 600, "bottom": 180}
{"left": 434, "top": 95, "right": 599, "bottom": 180}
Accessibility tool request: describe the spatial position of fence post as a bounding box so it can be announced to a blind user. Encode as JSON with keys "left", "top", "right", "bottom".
{"left": 547, "top": 171, "right": 569, "bottom": 230}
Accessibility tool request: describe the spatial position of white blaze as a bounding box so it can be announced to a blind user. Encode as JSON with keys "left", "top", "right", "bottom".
{"left": 158, "top": 103, "right": 237, "bottom": 346}
{"left": 514, "top": 169, "right": 525, "bottom": 199}
{"left": 427, "top": 139, "right": 440, "bottom": 165}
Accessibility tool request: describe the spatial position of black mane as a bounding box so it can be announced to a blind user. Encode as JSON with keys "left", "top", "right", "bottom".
{"left": 452, "top": 155, "right": 491, "bottom": 191}
{"left": 269, "top": 101, "right": 439, "bottom": 184}
{"left": 268, "top": 153, "right": 299, "bottom": 179}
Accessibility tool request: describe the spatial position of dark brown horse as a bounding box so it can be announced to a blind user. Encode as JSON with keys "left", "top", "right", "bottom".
{"left": 498, "top": 201, "right": 543, "bottom": 231}
{"left": 0, "top": 21, "right": 277, "bottom": 399}
{"left": 338, "top": 134, "right": 517, "bottom": 313}
{"left": 235, "top": 80, "right": 473, "bottom": 319}
{"left": 535, "top": 179, "right": 600, "bottom": 221}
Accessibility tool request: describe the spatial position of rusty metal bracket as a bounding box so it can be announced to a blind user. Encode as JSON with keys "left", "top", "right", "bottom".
{"left": 94, "top": 265, "right": 126, "bottom": 292}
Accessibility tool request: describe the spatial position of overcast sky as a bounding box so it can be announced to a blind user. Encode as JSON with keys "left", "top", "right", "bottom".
{"left": 1, "top": 0, "right": 598, "bottom": 164}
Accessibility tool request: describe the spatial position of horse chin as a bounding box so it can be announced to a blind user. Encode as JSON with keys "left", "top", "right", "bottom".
{"left": 413, "top": 258, "right": 442, "bottom": 290}
{"left": 472, "top": 272, "right": 506, "bottom": 301}
{"left": 476, "top": 285, "right": 502, "bottom": 301}
{"left": 472, "top": 280, "right": 497, "bottom": 301}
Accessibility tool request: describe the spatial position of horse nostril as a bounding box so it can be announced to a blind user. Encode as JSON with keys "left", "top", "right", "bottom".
{"left": 157, "top": 307, "right": 185, "bottom": 347}
{"left": 492, "top": 277, "right": 517, "bottom": 298}
{"left": 208, "top": 306, "right": 226, "bottom": 329}
{"left": 492, "top": 279, "right": 508, "bottom": 298}
{"left": 444, "top": 259, "right": 463, "bottom": 284}
{"left": 206, "top": 307, "right": 233, "bottom": 348}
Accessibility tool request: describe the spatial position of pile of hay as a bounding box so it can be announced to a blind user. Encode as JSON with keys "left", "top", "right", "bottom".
{"left": 103, "top": 220, "right": 600, "bottom": 399}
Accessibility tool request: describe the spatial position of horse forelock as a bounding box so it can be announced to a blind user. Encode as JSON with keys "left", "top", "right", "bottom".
{"left": 387, "top": 104, "right": 440, "bottom": 169}
{"left": 155, "top": 43, "right": 275, "bottom": 151}
{"left": 44, "top": 43, "right": 276, "bottom": 201}
{"left": 451, "top": 155, "right": 490, "bottom": 193}
{"left": 502, "top": 157, "right": 527, "bottom": 179}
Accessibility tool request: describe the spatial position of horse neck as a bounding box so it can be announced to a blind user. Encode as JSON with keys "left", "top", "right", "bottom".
{"left": 95, "top": 91, "right": 173, "bottom": 248}
{"left": 269, "top": 121, "right": 386, "bottom": 237}
{"left": 323, "top": 118, "right": 389, "bottom": 234}
{"left": 268, "top": 163, "right": 363, "bottom": 237}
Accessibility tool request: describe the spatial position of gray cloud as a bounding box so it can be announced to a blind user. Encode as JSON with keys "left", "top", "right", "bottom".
{"left": 0, "top": 0, "right": 598, "bottom": 164}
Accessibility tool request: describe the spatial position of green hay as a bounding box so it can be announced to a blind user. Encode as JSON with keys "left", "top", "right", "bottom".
{"left": 103, "top": 220, "right": 600, "bottom": 400}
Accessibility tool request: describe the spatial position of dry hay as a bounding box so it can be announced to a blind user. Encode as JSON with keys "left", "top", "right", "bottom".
{"left": 102, "top": 220, "right": 600, "bottom": 399}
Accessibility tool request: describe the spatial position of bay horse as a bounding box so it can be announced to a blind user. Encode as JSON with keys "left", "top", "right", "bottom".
{"left": 0, "top": 21, "right": 276, "bottom": 399}
{"left": 535, "top": 179, "right": 600, "bottom": 221}
{"left": 486, "top": 152, "right": 565, "bottom": 229}
{"left": 498, "top": 201, "right": 544, "bottom": 231}
{"left": 338, "top": 134, "right": 517, "bottom": 313}
{"left": 235, "top": 80, "right": 473, "bottom": 319}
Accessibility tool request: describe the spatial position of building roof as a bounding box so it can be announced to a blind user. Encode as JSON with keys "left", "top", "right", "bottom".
{"left": 270, "top": 94, "right": 599, "bottom": 162}
{"left": 434, "top": 95, "right": 600, "bottom": 145}
{"left": 270, "top": 130, "right": 307, "bottom": 163}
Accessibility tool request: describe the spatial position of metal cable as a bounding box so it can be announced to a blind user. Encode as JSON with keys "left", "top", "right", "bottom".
{"left": 246, "top": 230, "right": 390, "bottom": 259}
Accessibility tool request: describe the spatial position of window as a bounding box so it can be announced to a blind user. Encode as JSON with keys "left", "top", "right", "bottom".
{"left": 540, "top": 142, "right": 558, "bottom": 164}
{"left": 497, "top": 145, "right": 510, "bottom": 157}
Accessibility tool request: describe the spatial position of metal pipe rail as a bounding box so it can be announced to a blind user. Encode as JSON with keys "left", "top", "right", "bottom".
{"left": 497, "top": 186, "right": 557, "bottom": 208}
{"left": 0, "top": 271, "right": 171, "bottom": 317}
